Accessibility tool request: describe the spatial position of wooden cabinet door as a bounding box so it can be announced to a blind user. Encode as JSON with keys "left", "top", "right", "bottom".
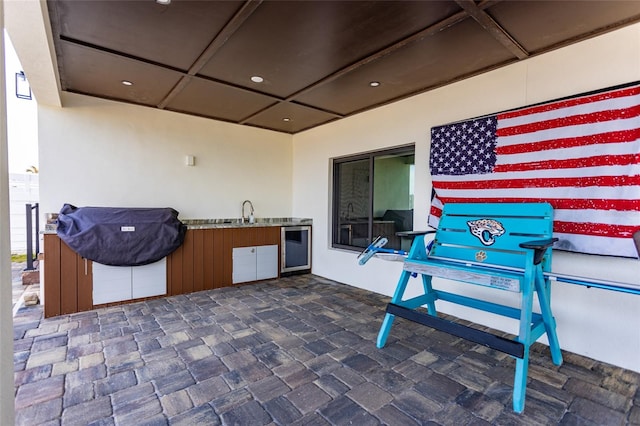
{"left": 77, "top": 257, "right": 93, "bottom": 313}
{"left": 43, "top": 234, "right": 62, "bottom": 318}
{"left": 59, "top": 241, "right": 79, "bottom": 315}
{"left": 167, "top": 228, "right": 224, "bottom": 295}
{"left": 232, "top": 227, "right": 256, "bottom": 247}
{"left": 43, "top": 234, "right": 93, "bottom": 318}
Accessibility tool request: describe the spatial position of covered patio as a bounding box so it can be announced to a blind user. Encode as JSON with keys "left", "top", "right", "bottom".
{"left": 2, "top": 1, "right": 639, "bottom": 424}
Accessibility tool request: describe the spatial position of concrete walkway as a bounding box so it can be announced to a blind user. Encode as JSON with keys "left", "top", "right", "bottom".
{"left": 12, "top": 261, "right": 40, "bottom": 317}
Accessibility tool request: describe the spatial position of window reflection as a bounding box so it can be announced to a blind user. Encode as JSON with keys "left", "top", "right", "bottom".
{"left": 333, "top": 147, "right": 415, "bottom": 251}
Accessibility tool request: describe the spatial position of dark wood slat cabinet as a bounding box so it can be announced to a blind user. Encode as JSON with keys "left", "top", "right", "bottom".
{"left": 167, "top": 228, "right": 223, "bottom": 295}
{"left": 43, "top": 234, "right": 93, "bottom": 318}
{"left": 168, "top": 226, "right": 281, "bottom": 293}
{"left": 44, "top": 227, "right": 281, "bottom": 317}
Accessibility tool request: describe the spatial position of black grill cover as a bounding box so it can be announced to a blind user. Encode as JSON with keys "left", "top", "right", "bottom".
{"left": 56, "top": 204, "right": 186, "bottom": 266}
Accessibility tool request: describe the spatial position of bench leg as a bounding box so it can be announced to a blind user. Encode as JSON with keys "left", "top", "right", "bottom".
{"left": 377, "top": 272, "right": 437, "bottom": 348}
{"left": 513, "top": 274, "right": 535, "bottom": 413}
{"left": 422, "top": 274, "right": 437, "bottom": 315}
{"left": 377, "top": 270, "right": 414, "bottom": 348}
{"left": 535, "top": 273, "right": 563, "bottom": 366}
{"left": 513, "top": 353, "right": 529, "bottom": 413}
{"left": 378, "top": 235, "right": 435, "bottom": 349}
{"left": 376, "top": 313, "right": 395, "bottom": 349}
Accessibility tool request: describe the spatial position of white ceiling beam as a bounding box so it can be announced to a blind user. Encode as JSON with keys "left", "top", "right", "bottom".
{"left": 4, "top": 0, "right": 61, "bottom": 107}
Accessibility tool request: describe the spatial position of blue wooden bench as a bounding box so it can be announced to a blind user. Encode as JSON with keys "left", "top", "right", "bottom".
{"left": 376, "top": 202, "right": 563, "bottom": 413}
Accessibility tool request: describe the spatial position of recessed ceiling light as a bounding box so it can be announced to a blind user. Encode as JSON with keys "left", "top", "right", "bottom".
{"left": 121, "top": 80, "right": 133, "bottom": 86}
{"left": 283, "top": 118, "right": 291, "bottom": 122}
{"left": 251, "top": 76, "right": 264, "bottom": 83}
{"left": 369, "top": 81, "right": 381, "bottom": 87}
{"left": 156, "top": 0, "right": 171, "bottom": 5}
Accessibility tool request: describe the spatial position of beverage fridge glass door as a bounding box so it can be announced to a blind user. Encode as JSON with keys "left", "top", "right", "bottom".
{"left": 281, "top": 226, "right": 311, "bottom": 273}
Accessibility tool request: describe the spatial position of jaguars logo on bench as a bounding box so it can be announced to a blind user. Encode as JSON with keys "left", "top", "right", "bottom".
{"left": 467, "top": 219, "right": 505, "bottom": 246}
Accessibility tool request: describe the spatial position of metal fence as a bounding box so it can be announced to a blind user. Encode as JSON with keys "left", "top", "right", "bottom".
{"left": 24, "top": 203, "right": 39, "bottom": 270}
{"left": 9, "top": 173, "right": 39, "bottom": 253}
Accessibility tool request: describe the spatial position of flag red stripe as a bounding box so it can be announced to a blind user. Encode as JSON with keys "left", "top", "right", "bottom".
{"left": 554, "top": 221, "right": 639, "bottom": 238}
{"left": 496, "top": 105, "right": 640, "bottom": 137}
{"left": 498, "top": 86, "right": 640, "bottom": 120}
{"left": 495, "top": 129, "right": 640, "bottom": 155}
{"left": 430, "top": 205, "right": 442, "bottom": 218}
{"left": 432, "top": 175, "right": 640, "bottom": 190}
{"left": 493, "top": 154, "right": 639, "bottom": 172}
{"left": 436, "top": 197, "right": 640, "bottom": 211}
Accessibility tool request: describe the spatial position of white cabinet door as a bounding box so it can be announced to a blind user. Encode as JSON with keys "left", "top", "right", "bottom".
{"left": 233, "top": 247, "right": 257, "bottom": 284}
{"left": 92, "top": 263, "right": 131, "bottom": 305}
{"left": 256, "top": 245, "right": 278, "bottom": 280}
{"left": 93, "top": 258, "right": 167, "bottom": 304}
{"left": 132, "top": 258, "right": 166, "bottom": 299}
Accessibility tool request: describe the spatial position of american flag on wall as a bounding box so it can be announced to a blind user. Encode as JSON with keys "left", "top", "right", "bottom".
{"left": 428, "top": 82, "right": 640, "bottom": 258}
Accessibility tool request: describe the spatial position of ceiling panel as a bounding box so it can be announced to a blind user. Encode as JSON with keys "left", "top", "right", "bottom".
{"left": 45, "top": 0, "right": 640, "bottom": 134}
{"left": 244, "top": 102, "right": 339, "bottom": 133}
{"left": 295, "top": 18, "right": 516, "bottom": 115}
{"left": 164, "top": 77, "right": 277, "bottom": 122}
{"left": 59, "top": 42, "right": 183, "bottom": 106}
{"left": 50, "top": 0, "right": 243, "bottom": 70}
{"left": 198, "top": 0, "right": 462, "bottom": 98}
{"left": 488, "top": 1, "right": 640, "bottom": 54}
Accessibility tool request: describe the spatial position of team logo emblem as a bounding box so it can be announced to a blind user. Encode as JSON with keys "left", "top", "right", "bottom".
{"left": 467, "top": 219, "right": 505, "bottom": 246}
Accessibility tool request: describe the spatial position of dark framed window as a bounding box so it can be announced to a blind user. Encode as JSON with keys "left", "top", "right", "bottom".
{"left": 332, "top": 145, "right": 415, "bottom": 252}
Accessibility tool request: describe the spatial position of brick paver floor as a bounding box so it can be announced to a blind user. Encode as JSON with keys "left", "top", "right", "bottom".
{"left": 13, "top": 274, "right": 640, "bottom": 425}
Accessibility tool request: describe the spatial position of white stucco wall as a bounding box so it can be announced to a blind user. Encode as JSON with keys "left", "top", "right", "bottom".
{"left": 38, "top": 92, "right": 293, "bottom": 220}
{"left": 292, "top": 24, "right": 640, "bottom": 372}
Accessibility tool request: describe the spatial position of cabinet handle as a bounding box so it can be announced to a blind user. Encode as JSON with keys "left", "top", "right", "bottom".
{"left": 251, "top": 248, "right": 255, "bottom": 253}
{"left": 84, "top": 258, "right": 88, "bottom": 275}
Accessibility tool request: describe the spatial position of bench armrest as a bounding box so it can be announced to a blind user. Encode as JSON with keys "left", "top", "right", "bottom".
{"left": 519, "top": 238, "right": 559, "bottom": 265}
{"left": 395, "top": 230, "right": 436, "bottom": 237}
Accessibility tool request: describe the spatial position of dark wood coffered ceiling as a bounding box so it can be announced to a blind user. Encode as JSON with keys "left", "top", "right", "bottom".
{"left": 47, "top": 0, "right": 640, "bottom": 134}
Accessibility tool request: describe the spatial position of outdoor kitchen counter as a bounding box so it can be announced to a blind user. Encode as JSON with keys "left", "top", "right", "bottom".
{"left": 41, "top": 217, "right": 312, "bottom": 318}
{"left": 43, "top": 217, "right": 312, "bottom": 232}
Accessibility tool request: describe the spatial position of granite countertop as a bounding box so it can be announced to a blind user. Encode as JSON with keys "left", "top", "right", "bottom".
{"left": 182, "top": 217, "right": 312, "bottom": 229}
{"left": 43, "top": 216, "right": 312, "bottom": 233}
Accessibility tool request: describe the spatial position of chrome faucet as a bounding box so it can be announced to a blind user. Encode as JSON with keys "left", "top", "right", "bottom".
{"left": 241, "top": 200, "right": 254, "bottom": 223}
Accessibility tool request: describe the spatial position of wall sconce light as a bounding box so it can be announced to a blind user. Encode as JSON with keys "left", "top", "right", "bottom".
{"left": 16, "top": 71, "right": 32, "bottom": 100}
{"left": 186, "top": 155, "right": 195, "bottom": 166}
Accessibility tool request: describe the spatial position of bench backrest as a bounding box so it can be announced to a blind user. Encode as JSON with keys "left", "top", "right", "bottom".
{"left": 430, "top": 202, "right": 555, "bottom": 271}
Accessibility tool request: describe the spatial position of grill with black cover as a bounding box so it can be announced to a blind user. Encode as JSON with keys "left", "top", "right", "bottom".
{"left": 56, "top": 204, "right": 186, "bottom": 266}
